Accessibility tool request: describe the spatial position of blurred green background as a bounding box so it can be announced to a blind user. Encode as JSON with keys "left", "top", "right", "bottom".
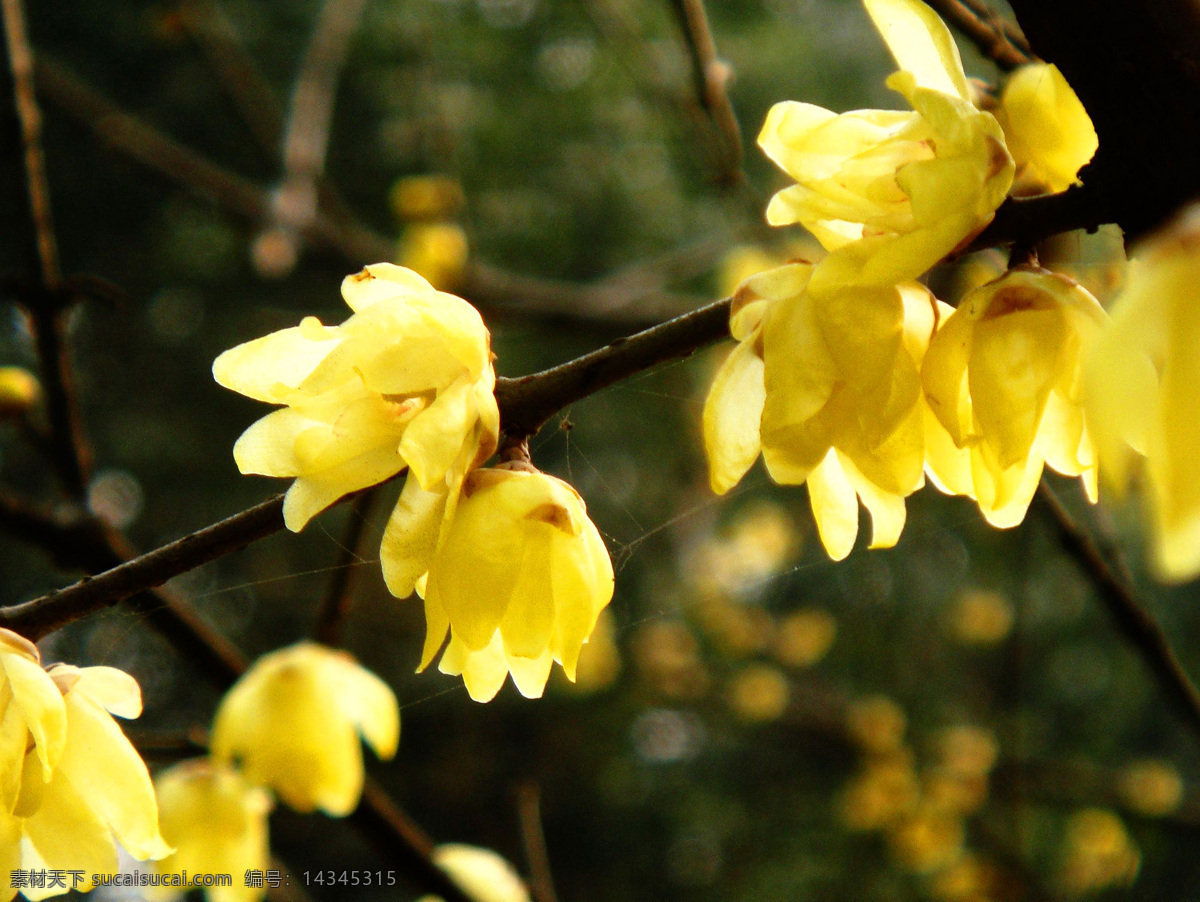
{"left": 3, "top": 0, "right": 1200, "bottom": 899}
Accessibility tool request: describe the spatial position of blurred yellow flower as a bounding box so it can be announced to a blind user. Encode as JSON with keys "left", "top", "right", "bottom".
{"left": 154, "top": 760, "right": 272, "bottom": 902}
{"left": 1119, "top": 759, "right": 1183, "bottom": 818}
{"left": 774, "top": 608, "right": 837, "bottom": 668}
{"left": 390, "top": 175, "right": 466, "bottom": 222}
{"left": 1083, "top": 206, "right": 1200, "bottom": 580}
{"left": 211, "top": 643, "right": 399, "bottom": 816}
{"left": 420, "top": 467, "right": 614, "bottom": 702}
{"left": 758, "top": 0, "right": 1012, "bottom": 289}
{"left": 703, "top": 262, "right": 945, "bottom": 559}
{"left": 398, "top": 222, "right": 469, "bottom": 291}
{"left": 1059, "top": 809, "right": 1140, "bottom": 896}
{"left": 923, "top": 267, "right": 1107, "bottom": 527}
{"left": 0, "top": 367, "right": 40, "bottom": 419}
{"left": 996, "top": 63, "right": 1097, "bottom": 195}
{"left": 213, "top": 263, "right": 499, "bottom": 532}
{"left": 557, "top": 609, "right": 621, "bottom": 695}
{"left": 417, "top": 844, "right": 531, "bottom": 902}
{"left": 846, "top": 695, "right": 908, "bottom": 755}
{"left": 726, "top": 664, "right": 790, "bottom": 723}
{"left": 8, "top": 665, "right": 171, "bottom": 898}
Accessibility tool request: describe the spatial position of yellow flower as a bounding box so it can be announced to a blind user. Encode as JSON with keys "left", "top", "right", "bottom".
{"left": 210, "top": 643, "right": 399, "bottom": 816}
{"left": 1083, "top": 206, "right": 1200, "bottom": 579}
{"left": 213, "top": 263, "right": 499, "bottom": 532}
{"left": 397, "top": 222, "right": 469, "bottom": 291}
{"left": 419, "top": 467, "right": 614, "bottom": 703}
{"left": 0, "top": 368, "right": 40, "bottom": 420}
{"left": 995, "top": 63, "right": 1097, "bottom": 196}
{"left": 8, "top": 665, "right": 171, "bottom": 899}
{"left": 417, "top": 844, "right": 531, "bottom": 902}
{"left": 703, "top": 262, "right": 945, "bottom": 560}
{"left": 154, "top": 760, "right": 272, "bottom": 902}
{"left": 758, "top": 0, "right": 1013, "bottom": 289}
{"left": 1, "top": 630, "right": 67, "bottom": 819}
{"left": 924, "top": 267, "right": 1107, "bottom": 527}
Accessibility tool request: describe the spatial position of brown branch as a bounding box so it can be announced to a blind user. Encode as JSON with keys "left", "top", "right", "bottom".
{"left": 925, "top": 0, "right": 1034, "bottom": 71}
{"left": 32, "top": 55, "right": 701, "bottom": 328}
{"left": 516, "top": 782, "right": 558, "bottom": 902}
{"left": 2, "top": 0, "right": 58, "bottom": 285}
{"left": 668, "top": 0, "right": 743, "bottom": 186}
{"left": 258, "top": 0, "right": 370, "bottom": 275}
{"left": 3, "top": 2, "right": 92, "bottom": 496}
{"left": 178, "top": 0, "right": 285, "bottom": 158}
{"left": 313, "top": 488, "right": 376, "bottom": 647}
{"left": 494, "top": 294, "right": 732, "bottom": 439}
{"left": 962, "top": 186, "right": 1107, "bottom": 256}
{"left": 1032, "top": 482, "right": 1200, "bottom": 739}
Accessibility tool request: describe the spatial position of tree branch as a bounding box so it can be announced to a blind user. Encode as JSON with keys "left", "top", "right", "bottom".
{"left": 3, "top": 2, "right": 91, "bottom": 496}
{"left": 1032, "top": 482, "right": 1200, "bottom": 738}
{"left": 925, "top": 0, "right": 1034, "bottom": 71}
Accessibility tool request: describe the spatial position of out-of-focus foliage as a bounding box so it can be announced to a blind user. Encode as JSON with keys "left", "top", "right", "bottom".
{"left": 4, "top": 0, "right": 1200, "bottom": 900}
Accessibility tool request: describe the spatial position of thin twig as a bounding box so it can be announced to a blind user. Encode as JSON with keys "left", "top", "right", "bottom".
{"left": 924, "top": 0, "right": 1034, "bottom": 71}
{"left": 313, "top": 489, "right": 377, "bottom": 646}
{"left": 2, "top": 0, "right": 57, "bottom": 284}
{"left": 3, "top": 0, "right": 92, "bottom": 496}
{"left": 516, "top": 782, "right": 559, "bottom": 902}
{"left": 259, "top": 0, "right": 370, "bottom": 273}
{"left": 178, "top": 0, "right": 287, "bottom": 157}
{"left": 668, "top": 0, "right": 743, "bottom": 185}
{"left": 1032, "top": 481, "right": 1200, "bottom": 738}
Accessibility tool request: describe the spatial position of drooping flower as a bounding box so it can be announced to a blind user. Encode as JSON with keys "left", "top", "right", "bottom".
{"left": 995, "top": 63, "right": 1097, "bottom": 196}
{"left": 758, "top": 0, "right": 1013, "bottom": 290}
{"left": 210, "top": 643, "right": 398, "bottom": 816}
{"left": 213, "top": 263, "right": 499, "bottom": 532}
{"left": 154, "top": 760, "right": 272, "bottom": 902}
{"left": 418, "top": 467, "right": 614, "bottom": 702}
{"left": 703, "top": 262, "right": 947, "bottom": 560}
{"left": 0, "top": 630, "right": 66, "bottom": 819}
{"left": 923, "top": 267, "right": 1107, "bottom": 527}
{"left": 1083, "top": 206, "right": 1200, "bottom": 580}
{"left": 10, "top": 665, "right": 171, "bottom": 899}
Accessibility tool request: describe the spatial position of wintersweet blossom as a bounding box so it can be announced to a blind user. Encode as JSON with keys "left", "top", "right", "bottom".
{"left": 213, "top": 263, "right": 499, "bottom": 532}
{"left": 418, "top": 466, "right": 614, "bottom": 702}
{"left": 0, "top": 630, "right": 66, "bottom": 815}
{"left": 154, "top": 760, "right": 272, "bottom": 902}
{"left": 7, "top": 665, "right": 171, "bottom": 899}
{"left": 995, "top": 63, "right": 1097, "bottom": 196}
{"left": 703, "top": 262, "right": 950, "bottom": 560}
{"left": 416, "top": 845, "right": 532, "bottom": 902}
{"left": 924, "top": 267, "right": 1107, "bottom": 527}
{"left": 758, "top": 0, "right": 1013, "bottom": 290}
{"left": 1083, "top": 206, "right": 1200, "bottom": 580}
{"left": 210, "top": 643, "right": 399, "bottom": 815}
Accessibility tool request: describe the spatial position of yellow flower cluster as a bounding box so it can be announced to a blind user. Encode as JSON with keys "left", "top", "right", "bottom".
{"left": 215, "top": 264, "right": 614, "bottom": 699}
{"left": 154, "top": 643, "right": 400, "bottom": 901}
{"left": 1, "top": 630, "right": 170, "bottom": 901}
{"left": 704, "top": 0, "right": 1105, "bottom": 559}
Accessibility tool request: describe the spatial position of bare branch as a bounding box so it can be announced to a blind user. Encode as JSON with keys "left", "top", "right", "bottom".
{"left": 925, "top": 0, "right": 1034, "bottom": 71}
{"left": 256, "top": 0, "right": 370, "bottom": 275}
{"left": 1033, "top": 482, "right": 1200, "bottom": 738}
{"left": 3, "top": 4, "right": 93, "bottom": 495}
